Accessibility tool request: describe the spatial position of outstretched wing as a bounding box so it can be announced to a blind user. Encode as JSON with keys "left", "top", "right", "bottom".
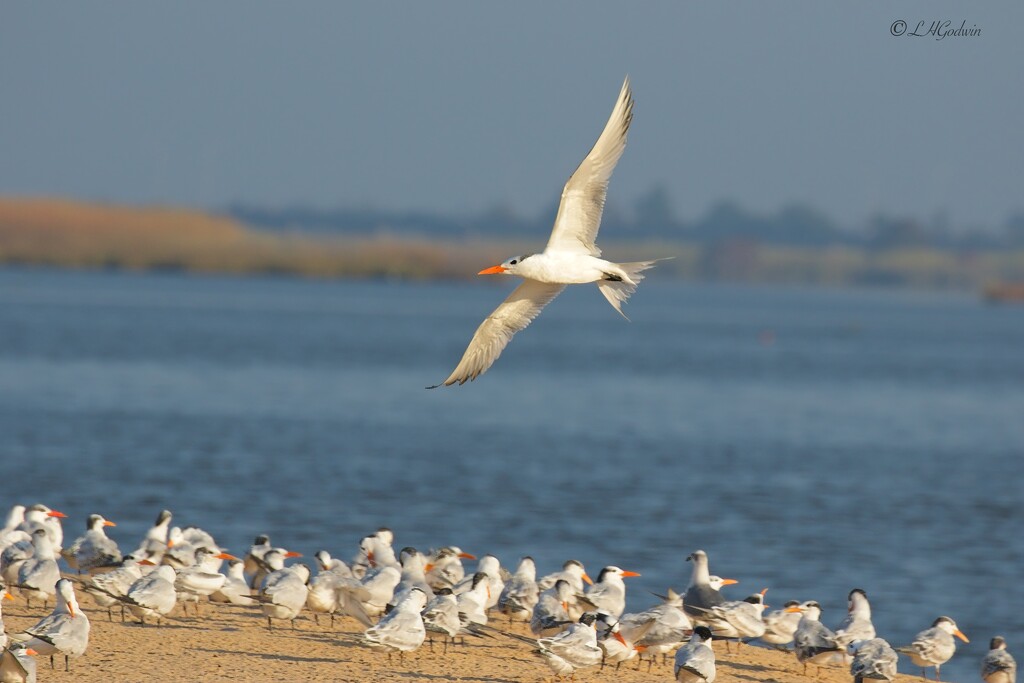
{"left": 545, "top": 77, "right": 634, "bottom": 257}
{"left": 431, "top": 280, "right": 565, "bottom": 387}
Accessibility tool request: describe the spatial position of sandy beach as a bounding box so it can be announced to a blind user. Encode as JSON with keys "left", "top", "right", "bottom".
{"left": 2, "top": 584, "right": 935, "bottom": 683}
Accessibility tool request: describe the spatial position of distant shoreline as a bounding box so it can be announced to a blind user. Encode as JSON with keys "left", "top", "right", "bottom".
{"left": 2, "top": 196, "right": 1022, "bottom": 290}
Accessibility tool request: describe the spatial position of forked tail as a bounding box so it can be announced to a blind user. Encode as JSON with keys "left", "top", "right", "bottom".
{"left": 596, "top": 258, "right": 671, "bottom": 319}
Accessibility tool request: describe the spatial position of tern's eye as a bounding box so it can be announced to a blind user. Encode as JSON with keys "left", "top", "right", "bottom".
{"left": 510, "top": 259, "right": 517, "bottom": 265}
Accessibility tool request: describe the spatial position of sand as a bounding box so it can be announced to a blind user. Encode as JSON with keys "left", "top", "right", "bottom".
{"left": 2, "top": 587, "right": 929, "bottom": 683}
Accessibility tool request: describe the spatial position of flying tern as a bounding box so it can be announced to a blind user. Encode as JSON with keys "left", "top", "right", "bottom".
{"left": 430, "top": 76, "right": 665, "bottom": 387}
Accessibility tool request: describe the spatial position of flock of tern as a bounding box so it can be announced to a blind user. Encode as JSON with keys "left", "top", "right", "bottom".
{"left": 0, "top": 503, "right": 1016, "bottom": 683}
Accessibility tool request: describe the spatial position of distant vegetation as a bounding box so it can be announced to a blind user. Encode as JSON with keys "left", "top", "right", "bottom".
{"left": 3, "top": 195, "right": 1024, "bottom": 289}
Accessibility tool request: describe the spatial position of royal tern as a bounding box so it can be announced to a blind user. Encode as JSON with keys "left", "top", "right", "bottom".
{"left": 362, "top": 588, "right": 428, "bottom": 661}
{"left": 63, "top": 514, "right": 120, "bottom": 574}
{"left": 834, "top": 588, "right": 876, "bottom": 648}
{"left": 421, "top": 588, "right": 461, "bottom": 652}
{"left": 849, "top": 637, "right": 899, "bottom": 683}
{"left": 497, "top": 556, "right": 539, "bottom": 623}
{"left": 760, "top": 599, "right": 803, "bottom": 648}
{"left": 535, "top": 611, "right": 604, "bottom": 677}
{"left": 83, "top": 554, "right": 148, "bottom": 621}
{"left": 594, "top": 612, "right": 643, "bottom": 670}
{"left": 674, "top": 626, "right": 716, "bottom": 683}
{"left": 691, "top": 590, "right": 768, "bottom": 650}
{"left": 537, "top": 559, "right": 593, "bottom": 593}
{"left": 619, "top": 588, "right": 692, "bottom": 668}
{"left": 982, "top": 636, "right": 1016, "bottom": 683}
{"left": 456, "top": 572, "right": 491, "bottom": 627}
{"left": 337, "top": 565, "right": 401, "bottom": 626}
{"left": 430, "top": 77, "right": 666, "bottom": 387}
{"left": 15, "top": 505, "right": 66, "bottom": 554}
{"left": 258, "top": 551, "right": 310, "bottom": 630}
{"left": 455, "top": 555, "right": 503, "bottom": 610}
{"left": 393, "top": 547, "right": 434, "bottom": 605}
{"left": 531, "top": 579, "right": 575, "bottom": 636}
{"left": 424, "top": 547, "right": 475, "bottom": 590}
{"left": 243, "top": 534, "right": 272, "bottom": 587}
{"left": 124, "top": 564, "right": 178, "bottom": 624}
{"left": 209, "top": 559, "right": 255, "bottom": 606}
{"left": 683, "top": 550, "right": 727, "bottom": 622}
{"left": 0, "top": 643, "right": 36, "bottom": 683}
{"left": 585, "top": 566, "right": 640, "bottom": 618}
{"left": 132, "top": 510, "right": 172, "bottom": 564}
{"left": 174, "top": 547, "right": 238, "bottom": 615}
{"left": 13, "top": 579, "right": 89, "bottom": 672}
{"left": 0, "top": 506, "right": 26, "bottom": 554}
{"left": 306, "top": 552, "right": 352, "bottom": 626}
{"left": 14, "top": 529, "right": 60, "bottom": 608}
{"left": 788, "top": 600, "right": 845, "bottom": 675}
{"left": 899, "top": 615, "right": 969, "bottom": 681}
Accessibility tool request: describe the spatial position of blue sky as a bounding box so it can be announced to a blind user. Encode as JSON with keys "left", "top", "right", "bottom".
{"left": 1, "top": 2, "right": 1021, "bottom": 230}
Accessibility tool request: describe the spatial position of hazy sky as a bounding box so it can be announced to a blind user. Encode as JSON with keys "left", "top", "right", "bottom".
{"left": 2, "top": 2, "right": 1021, "bottom": 230}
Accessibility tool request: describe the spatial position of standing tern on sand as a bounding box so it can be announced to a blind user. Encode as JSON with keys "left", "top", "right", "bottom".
{"left": 981, "top": 636, "right": 1016, "bottom": 683}
{"left": 430, "top": 76, "right": 666, "bottom": 387}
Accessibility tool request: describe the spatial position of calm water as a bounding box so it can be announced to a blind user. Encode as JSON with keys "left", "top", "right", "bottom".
{"left": 1, "top": 267, "right": 1022, "bottom": 681}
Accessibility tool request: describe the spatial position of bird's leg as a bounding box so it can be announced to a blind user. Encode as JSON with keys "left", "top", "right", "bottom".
{"left": 314, "top": 614, "right": 320, "bottom": 626}
{"left": 107, "top": 607, "right": 113, "bottom": 622}
{"left": 291, "top": 618, "right": 297, "bottom": 630}
{"left": 331, "top": 613, "right": 335, "bottom": 628}
{"left": 802, "top": 662, "right": 807, "bottom": 675}
{"left": 267, "top": 617, "right": 273, "bottom": 630}
{"left": 49, "top": 655, "right": 54, "bottom": 669}
{"left": 935, "top": 666, "right": 941, "bottom": 681}
{"left": 65, "top": 654, "right": 70, "bottom": 672}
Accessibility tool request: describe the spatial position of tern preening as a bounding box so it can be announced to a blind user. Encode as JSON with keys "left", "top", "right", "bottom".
{"left": 430, "top": 76, "right": 666, "bottom": 387}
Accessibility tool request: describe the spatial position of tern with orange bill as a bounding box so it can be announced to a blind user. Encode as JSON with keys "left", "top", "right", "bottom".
{"left": 64, "top": 514, "right": 120, "bottom": 574}
{"left": 898, "top": 616, "right": 969, "bottom": 681}
{"left": 13, "top": 579, "right": 89, "bottom": 672}
{"left": 430, "top": 76, "right": 667, "bottom": 387}
{"left": 585, "top": 566, "right": 641, "bottom": 619}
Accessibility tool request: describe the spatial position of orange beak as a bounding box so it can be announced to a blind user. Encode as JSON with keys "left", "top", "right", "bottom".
{"left": 720, "top": 578, "right": 739, "bottom": 586}
{"left": 47, "top": 510, "right": 68, "bottom": 518}
{"left": 167, "top": 539, "right": 175, "bottom": 548}
{"left": 954, "top": 630, "right": 969, "bottom": 643}
{"left": 25, "top": 648, "right": 38, "bottom": 656}
{"left": 614, "top": 632, "right": 628, "bottom": 647}
{"left": 138, "top": 559, "right": 156, "bottom": 566}
{"left": 561, "top": 600, "right": 569, "bottom": 612}
{"left": 458, "top": 552, "right": 476, "bottom": 560}
{"left": 367, "top": 551, "right": 375, "bottom": 567}
{"left": 103, "top": 520, "right": 117, "bottom": 527}
{"left": 621, "top": 571, "right": 641, "bottom": 578}
{"left": 635, "top": 645, "right": 648, "bottom": 652}
{"left": 216, "top": 553, "right": 239, "bottom": 561}
{"left": 760, "top": 588, "right": 769, "bottom": 596}
{"left": 478, "top": 265, "right": 506, "bottom": 275}
{"left": 582, "top": 572, "right": 594, "bottom": 586}
{"left": 3, "top": 591, "right": 13, "bottom": 600}
{"left": 785, "top": 606, "right": 803, "bottom": 613}
{"left": 284, "top": 551, "right": 303, "bottom": 558}
{"left": 423, "top": 563, "right": 435, "bottom": 573}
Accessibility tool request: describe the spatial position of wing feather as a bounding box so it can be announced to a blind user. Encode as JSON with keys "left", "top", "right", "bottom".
{"left": 433, "top": 280, "right": 565, "bottom": 387}
{"left": 545, "top": 76, "right": 634, "bottom": 257}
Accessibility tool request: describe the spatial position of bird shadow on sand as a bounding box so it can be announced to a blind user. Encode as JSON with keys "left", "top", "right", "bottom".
{"left": 390, "top": 673, "right": 520, "bottom": 683}
{"left": 189, "top": 646, "right": 339, "bottom": 665}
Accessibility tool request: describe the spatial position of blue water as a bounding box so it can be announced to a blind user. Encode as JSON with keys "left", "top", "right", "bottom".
{"left": 1, "top": 267, "right": 1022, "bottom": 681}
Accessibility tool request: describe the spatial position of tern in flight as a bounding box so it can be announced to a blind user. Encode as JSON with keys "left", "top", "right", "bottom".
{"left": 430, "top": 76, "right": 666, "bottom": 388}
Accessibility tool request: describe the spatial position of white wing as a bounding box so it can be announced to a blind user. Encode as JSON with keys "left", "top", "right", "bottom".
{"left": 433, "top": 280, "right": 565, "bottom": 386}
{"left": 545, "top": 76, "right": 634, "bottom": 257}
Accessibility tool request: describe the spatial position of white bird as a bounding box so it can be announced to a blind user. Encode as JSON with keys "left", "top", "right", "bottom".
{"left": 63, "top": 513, "right": 120, "bottom": 574}
{"left": 834, "top": 588, "right": 876, "bottom": 648}
{"left": 455, "top": 555, "right": 503, "bottom": 610}
{"left": 362, "top": 587, "right": 428, "bottom": 660}
{"left": 497, "top": 556, "right": 539, "bottom": 622}
{"left": 15, "top": 505, "right": 66, "bottom": 554}
{"left": 174, "top": 548, "right": 238, "bottom": 614}
{"left": 424, "top": 546, "right": 475, "bottom": 590}
{"left": 14, "top": 579, "right": 89, "bottom": 672}
{"left": 83, "top": 555, "right": 150, "bottom": 621}
{"left": 691, "top": 590, "right": 768, "bottom": 650}
{"left": 531, "top": 579, "right": 575, "bottom": 637}
{"left": 210, "top": 559, "right": 255, "bottom": 606}
{"left": 619, "top": 588, "right": 692, "bottom": 667}
{"left": 392, "top": 547, "right": 434, "bottom": 605}
{"left": 585, "top": 565, "right": 641, "bottom": 619}
{"left": 258, "top": 554, "right": 310, "bottom": 630}
{"left": 124, "top": 564, "right": 178, "bottom": 624}
{"left": 0, "top": 643, "right": 37, "bottom": 683}
{"left": 595, "top": 612, "right": 643, "bottom": 670}
{"left": 900, "top": 615, "right": 969, "bottom": 681}
{"left": 788, "top": 600, "right": 845, "bottom": 675}
{"left": 675, "top": 626, "right": 717, "bottom": 683}
{"left": 849, "top": 637, "right": 899, "bottom": 683}
{"left": 421, "top": 588, "right": 461, "bottom": 652}
{"left": 537, "top": 559, "right": 593, "bottom": 593}
{"left": 132, "top": 509, "right": 172, "bottom": 564}
{"left": 337, "top": 565, "right": 401, "bottom": 625}
{"left": 981, "top": 636, "right": 1016, "bottom": 683}
{"left": 430, "top": 76, "right": 665, "bottom": 387}
{"left": 455, "top": 572, "right": 491, "bottom": 627}
{"left": 535, "top": 612, "right": 604, "bottom": 678}
{"left": 0, "top": 506, "right": 27, "bottom": 553}
{"left": 305, "top": 551, "right": 352, "bottom": 626}
{"left": 760, "top": 599, "right": 803, "bottom": 648}
{"left": 243, "top": 534, "right": 272, "bottom": 587}
{"left": 353, "top": 529, "right": 399, "bottom": 580}
{"left": 14, "top": 529, "right": 60, "bottom": 608}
